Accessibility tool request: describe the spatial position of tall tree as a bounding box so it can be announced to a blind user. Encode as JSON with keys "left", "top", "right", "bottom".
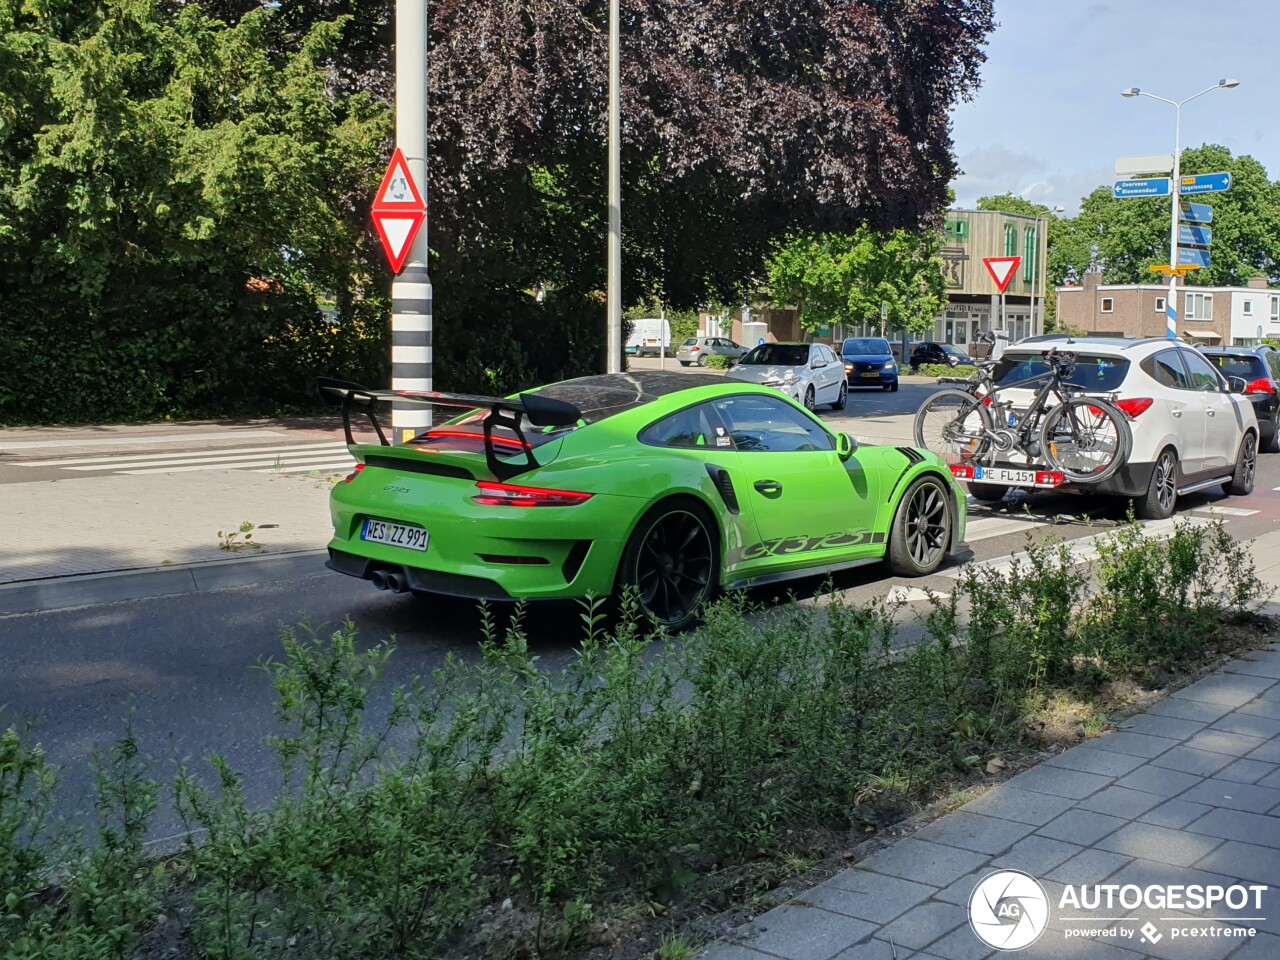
{"left": 766, "top": 228, "right": 946, "bottom": 335}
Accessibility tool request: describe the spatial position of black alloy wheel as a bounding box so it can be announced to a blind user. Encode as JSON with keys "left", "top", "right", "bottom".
{"left": 1136, "top": 448, "right": 1178, "bottom": 520}
{"left": 622, "top": 505, "right": 716, "bottom": 630}
{"left": 887, "top": 476, "right": 952, "bottom": 576}
{"left": 803, "top": 385, "right": 816, "bottom": 411}
{"left": 1226, "top": 432, "right": 1257, "bottom": 496}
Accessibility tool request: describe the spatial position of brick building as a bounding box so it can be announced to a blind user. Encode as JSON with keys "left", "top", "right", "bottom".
{"left": 1057, "top": 272, "right": 1280, "bottom": 346}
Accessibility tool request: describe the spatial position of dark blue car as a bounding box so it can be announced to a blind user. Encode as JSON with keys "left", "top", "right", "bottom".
{"left": 841, "top": 337, "right": 899, "bottom": 392}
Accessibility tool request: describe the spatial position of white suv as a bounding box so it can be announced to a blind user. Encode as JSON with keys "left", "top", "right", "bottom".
{"left": 966, "top": 336, "right": 1258, "bottom": 519}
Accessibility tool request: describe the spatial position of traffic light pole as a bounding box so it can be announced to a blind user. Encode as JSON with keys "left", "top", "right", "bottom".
{"left": 392, "top": 0, "right": 432, "bottom": 441}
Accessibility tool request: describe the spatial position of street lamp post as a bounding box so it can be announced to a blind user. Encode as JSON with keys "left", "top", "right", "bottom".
{"left": 1121, "top": 79, "right": 1239, "bottom": 339}
{"left": 606, "top": 0, "right": 622, "bottom": 373}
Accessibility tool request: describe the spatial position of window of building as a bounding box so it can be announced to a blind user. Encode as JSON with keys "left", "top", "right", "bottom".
{"left": 1155, "top": 297, "right": 1166, "bottom": 313}
{"left": 1185, "top": 292, "right": 1213, "bottom": 321}
{"left": 1234, "top": 338, "right": 1260, "bottom": 347}
{"left": 1004, "top": 223, "right": 1017, "bottom": 256}
{"left": 1271, "top": 296, "right": 1280, "bottom": 324}
{"left": 1100, "top": 297, "right": 1114, "bottom": 313}
{"left": 944, "top": 218, "right": 968, "bottom": 241}
{"left": 1244, "top": 299, "right": 1254, "bottom": 317}
{"left": 1023, "top": 227, "right": 1035, "bottom": 281}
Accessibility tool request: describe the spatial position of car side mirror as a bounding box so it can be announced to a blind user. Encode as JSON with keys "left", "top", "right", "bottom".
{"left": 812, "top": 359, "right": 827, "bottom": 369}
{"left": 1227, "top": 376, "right": 1247, "bottom": 393}
{"left": 836, "top": 432, "right": 858, "bottom": 461}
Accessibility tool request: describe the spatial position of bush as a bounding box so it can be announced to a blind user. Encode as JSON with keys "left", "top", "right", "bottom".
{"left": 0, "top": 519, "right": 1268, "bottom": 958}
{"left": 704, "top": 354, "right": 732, "bottom": 370}
{"left": 916, "top": 362, "right": 977, "bottom": 379}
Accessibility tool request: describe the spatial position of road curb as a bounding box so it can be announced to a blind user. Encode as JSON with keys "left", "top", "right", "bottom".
{"left": 0, "top": 550, "right": 331, "bottom": 616}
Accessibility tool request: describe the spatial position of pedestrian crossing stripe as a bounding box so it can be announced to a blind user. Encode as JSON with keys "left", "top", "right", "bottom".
{"left": 23, "top": 441, "right": 346, "bottom": 468}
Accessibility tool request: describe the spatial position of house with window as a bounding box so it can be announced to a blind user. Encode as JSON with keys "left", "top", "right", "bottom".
{"left": 834, "top": 208, "right": 1050, "bottom": 352}
{"left": 1056, "top": 272, "right": 1280, "bottom": 346}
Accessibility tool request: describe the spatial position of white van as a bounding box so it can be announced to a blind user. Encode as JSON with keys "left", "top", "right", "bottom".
{"left": 626, "top": 318, "right": 671, "bottom": 357}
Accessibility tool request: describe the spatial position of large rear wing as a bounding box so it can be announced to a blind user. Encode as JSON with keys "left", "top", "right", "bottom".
{"left": 316, "top": 378, "right": 582, "bottom": 481}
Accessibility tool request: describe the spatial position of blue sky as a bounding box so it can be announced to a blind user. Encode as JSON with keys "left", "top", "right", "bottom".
{"left": 949, "top": 0, "right": 1277, "bottom": 214}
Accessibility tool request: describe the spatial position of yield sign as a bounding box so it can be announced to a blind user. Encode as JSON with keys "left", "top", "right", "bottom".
{"left": 983, "top": 256, "right": 1021, "bottom": 292}
{"left": 371, "top": 147, "right": 427, "bottom": 274}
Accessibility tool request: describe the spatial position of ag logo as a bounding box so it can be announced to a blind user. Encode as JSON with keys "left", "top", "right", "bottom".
{"left": 969, "top": 870, "right": 1049, "bottom": 951}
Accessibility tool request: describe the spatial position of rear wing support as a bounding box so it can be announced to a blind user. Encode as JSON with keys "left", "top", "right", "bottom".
{"left": 316, "top": 378, "right": 582, "bottom": 481}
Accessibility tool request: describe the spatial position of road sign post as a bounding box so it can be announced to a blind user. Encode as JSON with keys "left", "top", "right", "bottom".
{"left": 389, "top": 0, "right": 432, "bottom": 443}
{"left": 1112, "top": 178, "right": 1172, "bottom": 198}
{"left": 984, "top": 257, "right": 1021, "bottom": 340}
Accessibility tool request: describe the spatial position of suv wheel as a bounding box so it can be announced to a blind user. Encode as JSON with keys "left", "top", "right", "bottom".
{"left": 1135, "top": 448, "right": 1178, "bottom": 520}
{"left": 1225, "top": 432, "right": 1257, "bottom": 496}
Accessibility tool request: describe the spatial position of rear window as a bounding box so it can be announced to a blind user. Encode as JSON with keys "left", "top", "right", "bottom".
{"left": 1204, "top": 354, "right": 1266, "bottom": 379}
{"left": 682, "top": 338, "right": 698, "bottom": 346}
{"left": 842, "top": 338, "right": 891, "bottom": 355}
{"left": 740, "top": 344, "right": 809, "bottom": 366}
{"left": 993, "top": 353, "right": 1130, "bottom": 392}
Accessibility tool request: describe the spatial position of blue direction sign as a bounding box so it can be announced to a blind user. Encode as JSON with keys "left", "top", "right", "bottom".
{"left": 1178, "top": 247, "right": 1211, "bottom": 268}
{"left": 1179, "top": 202, "right": 1214, "bottom": 224}
{"left": 1179, "top": 172, "right": 1232, "bottom": 195}
{"left": 1114, "top": 177, "right": 1172, "bottom": 198}
{"left": 1179, "top": 224, "right": 1212, "bottom": 247}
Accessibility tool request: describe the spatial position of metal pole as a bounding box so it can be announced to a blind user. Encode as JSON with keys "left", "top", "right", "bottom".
{"left": 392, "top": 0, "right": 432, "bottom": 441}
{"left": 605, "top": 0, "right": 622, "bottom": 373}
{"left": 1167, "top": 105, "right": 1181, "bottom": 340}
{"left": 659, "top": 302, "right": 666, "bottom": 370}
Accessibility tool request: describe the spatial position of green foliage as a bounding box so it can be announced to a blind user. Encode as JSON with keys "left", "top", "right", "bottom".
{"left": 766, "top": 228, "right": 947, "bottom": 335}
{"left": 0, "top": 1, "right": 390, "bottom": 425}
{"left": 916, "top": 363, "right": 976, "bottom": 379}
{"left": 704, "top": 354, "right": 731, "bottom": 370}
{"left": 0, "top": 519, "right": 1267, "bottom": 957}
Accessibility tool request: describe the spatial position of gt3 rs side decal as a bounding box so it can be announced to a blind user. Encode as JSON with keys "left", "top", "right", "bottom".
{"left": 728, "top": 529, "right": 884, "bottom": 564}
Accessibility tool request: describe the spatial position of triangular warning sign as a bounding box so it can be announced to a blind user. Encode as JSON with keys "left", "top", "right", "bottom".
{"left": 372, "top": 211, "right": 425, "bottom": 274}
{"left": 374, "top": 147, "right": 426, "bottom": 209}
{"left": 983, "top": 256, "right": 1022, "bottom": 292}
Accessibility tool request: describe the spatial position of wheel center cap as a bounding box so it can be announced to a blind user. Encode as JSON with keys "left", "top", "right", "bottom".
{"left": 659, "top": 554, "right": 675, "bottom": 577}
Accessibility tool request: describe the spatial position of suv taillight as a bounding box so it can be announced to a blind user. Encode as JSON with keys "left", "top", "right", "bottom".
{"left": 1244, "top": 378, "right": 1275, "bottom": 395}
{"left": 1113, "top": 398, "right": 1153, "bottom": 418}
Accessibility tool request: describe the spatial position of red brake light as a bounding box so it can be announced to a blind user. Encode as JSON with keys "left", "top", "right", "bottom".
{"left": 426, "top": 428, "right": 529, "bottom": 450}
{"left": 344, "top": 463, "right": 365, "bottom": 483}
{"left": 1114, "top": 398, "right": 1154, "bottom": 418}
{"left": 472, "top": 481, "right": 594, "bottom": 507}
{"left": 690, "top": 346, "right": 700, "bottom": 352}
{"left": 949, "top": 464, "right": 975, "bottom": 479}
{"left": 1244, "top": 378, "right": 1275, "bottom": 395}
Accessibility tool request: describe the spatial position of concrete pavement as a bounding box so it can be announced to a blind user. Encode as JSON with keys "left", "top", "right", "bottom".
{"left": 696, "top": 532, "right": 1280, "bottom": 960}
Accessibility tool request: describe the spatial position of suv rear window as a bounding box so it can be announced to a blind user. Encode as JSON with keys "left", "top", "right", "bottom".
{"left": 993, "top": 353, "right": 1130, "bottom": 392}
{"left": 1203, "top": 354, "right": 1267, "bottom": 380}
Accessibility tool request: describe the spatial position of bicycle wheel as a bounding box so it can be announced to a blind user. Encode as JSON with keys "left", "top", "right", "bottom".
{"left": 1038, "top": 396, "right": 1131, "bottom": 483}
{"left": 913, "top": 389, "right": 994, "bottom": 466}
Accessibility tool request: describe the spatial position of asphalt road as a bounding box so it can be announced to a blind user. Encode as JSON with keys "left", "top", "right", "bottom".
{"left": 4, "top": 372, "right": 1280, "bottom": 842}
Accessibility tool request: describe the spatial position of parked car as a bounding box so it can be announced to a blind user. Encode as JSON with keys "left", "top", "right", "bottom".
{"left": 1198, "top": 346, "right": 1280, "bottom": 453}
{"left": 956, "top": 336, "right": 1258, "bottom": 519}
{"left": 840, "top": 337, "right": 899, "bottom": 392}
{"left": 320, "top": 373, "right": 967, "bottom": 630}
{"left": 675, "top": 336, "right": 748, "bottom": 366}
{"left": 726, "top": 341, "right": 847, "bottom": 411}
{"left": 910, "top": 342, "right": 974, "bottom": 369}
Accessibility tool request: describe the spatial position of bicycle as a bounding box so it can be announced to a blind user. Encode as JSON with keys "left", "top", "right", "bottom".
{"left": 912, "top": 341, "right": 1132, "bottom": 484}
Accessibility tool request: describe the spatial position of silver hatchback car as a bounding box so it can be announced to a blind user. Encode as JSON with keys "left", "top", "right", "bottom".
{"left": 676, "top": 336, "right": 748, "bottom": 366}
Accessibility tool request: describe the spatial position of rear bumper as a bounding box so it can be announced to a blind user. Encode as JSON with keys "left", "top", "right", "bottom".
{"left": 972, "top": 459, "right": 1157, "bottom": 499}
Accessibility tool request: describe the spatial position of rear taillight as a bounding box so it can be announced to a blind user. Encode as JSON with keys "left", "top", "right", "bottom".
{"left": 344, "top": 463, "right": 365, "bottom": 483}
{"left": 472, "top": 481, "right": 594, "bottom": 507}
{"left": 1113, "top": 398, "right": 1154, "bottom": 418}
{"left": 690, "top": 346, "right": 700, "bottom": 352}
{"left": 1244, "top": 378, "right": 1276, "bottom": 395}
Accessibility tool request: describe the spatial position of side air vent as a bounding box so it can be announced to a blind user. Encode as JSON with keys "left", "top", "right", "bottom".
{"left": 705, "top": 465, "right": 740, "bottom": 515}
{"left": 562, "top": 540, "right": 592, "bottom": 583}
{"left": 364, "top": 456, "right": 473, "bottom": 480}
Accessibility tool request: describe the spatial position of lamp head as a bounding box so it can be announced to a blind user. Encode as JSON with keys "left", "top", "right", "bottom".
{"left": 1121, "top": 87, "right": 1140, "bottom": 97}
{"left": 1219, "top": 78, "right": 1240, "bottom": 89}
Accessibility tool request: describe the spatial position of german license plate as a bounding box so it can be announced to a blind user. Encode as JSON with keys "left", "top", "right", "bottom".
{"left": 860, "top": 372, "right": 880, "bottom": 378}
{"left": 361, "top": 518, "right": 429, "bottom": 551}
{"left": 975, "top": 466, "right": 1039, "bottom": 486}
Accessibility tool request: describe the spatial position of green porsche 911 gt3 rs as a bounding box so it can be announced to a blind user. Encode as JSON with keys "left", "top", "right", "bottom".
{"left": 320, "top": 372, "right": 968, "bottom": 629}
